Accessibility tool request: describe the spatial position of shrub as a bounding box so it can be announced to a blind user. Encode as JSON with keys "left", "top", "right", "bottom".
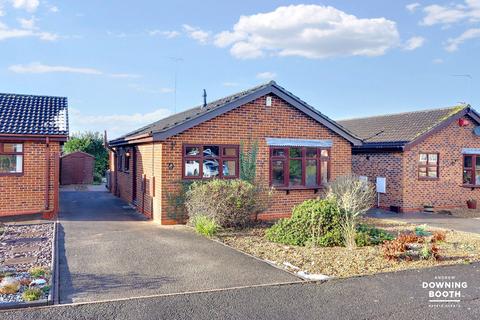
{"left": 191, "top": 215, "right": 220, "bottom": 237}
{"left": 186, "top": 179, "right": 269, "bottom": 228}
{"left": 0, "top": 279, "right": 20, "bottom": 294}
{"left": 397, "top": 232, "right": 423, "bottom": 244}
{"left": 355, "top": 224, "right": 395, "bottom": 247}
{"left": 415, "top": 225, "right": 431, "bottom": 237}
{"left": 239, "top": 140, "right": 258, "bottom": 183}
{"left": 22, "top": 288, "right": 42, "bottom": 301}
{"left": 420, "top": 243, "right": 440, "bottom": 260}
{"left": 29, "top": 267, "right": 47, "bottom": 278}
{"left": 266, "top": 199, "right": 343, "bottom": 247}
{"left": 431, "top": 231, "right": 446, "bottom": 243}
{"left": 326, "top": 175, "right": 376, "bottom": 249}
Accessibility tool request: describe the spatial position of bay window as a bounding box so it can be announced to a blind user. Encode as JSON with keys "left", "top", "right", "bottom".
{"left": 270, "top": 146, "right": 330, "bottom": 188}
{"left": 0, "top": 143, "right": 23, "bottom": 174}
{"left": 183, "top": 144, "right": 239, "bottom": 179}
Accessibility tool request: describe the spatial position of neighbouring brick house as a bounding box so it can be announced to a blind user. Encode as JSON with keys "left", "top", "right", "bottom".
{"left": 339, "top": 105, "right": 480, "bottom": 212}
{"left": 108, "top": 81, "right": 361, "bottom": 224}
{"left": 0, "top": 93, "right": 69, "bottom": 218}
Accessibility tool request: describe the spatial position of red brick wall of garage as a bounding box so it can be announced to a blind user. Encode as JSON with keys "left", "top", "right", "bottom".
{"left": 109, "top": 143, "right": 162, "bottom": 221}
{"left": 158, "top": 94, "right": 352, "bottom": 224}
{"left": 0, "top": 140, "right": 61, "bottom": 217}
{"left": 402, "top": 115, "right": 480, "bottom": 211}
{"left": 351, "top": 152, "right": 404, "bottom": 209}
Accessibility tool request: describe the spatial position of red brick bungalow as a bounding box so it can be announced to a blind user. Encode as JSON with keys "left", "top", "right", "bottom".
{"left": 0, "top": 93, "right": 68, "bottom": 218}
{"left": 108, "top": 81, "right": 361, "bottom": 224}
{"left": 338, "top": 105, "right": 480, "bottom": 212}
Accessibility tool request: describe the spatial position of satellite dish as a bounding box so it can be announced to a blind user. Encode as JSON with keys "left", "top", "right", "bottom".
{"left": 474, "top": 126, "right": 480, "bottom": 136}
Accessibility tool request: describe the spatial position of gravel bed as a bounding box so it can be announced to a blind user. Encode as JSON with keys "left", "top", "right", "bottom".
{"left": 0, "top": 223, "right": 54, "bottom": 305}
{"left": 216, "top": 219, "right": 480, "bottom": 278}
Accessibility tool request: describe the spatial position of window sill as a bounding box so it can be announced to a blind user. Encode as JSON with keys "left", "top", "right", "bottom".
{"left": 273, "top": 185, "right": 325, "bottom": 194}
{"left": 0, "top": 173, "right": 23, "bottom": 177}
{"left": 418, "top": 177, "right": 439, "bottom": 181}
{"left": 462, "top": 184, "right": 480, "bottom": 189}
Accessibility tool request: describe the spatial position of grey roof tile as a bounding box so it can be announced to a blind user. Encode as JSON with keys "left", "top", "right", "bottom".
{"left": 337, "top": 106, "right": 467, "bottom": 144}
{"left": 0, "top": 93, "right": 69, "bottom": 136}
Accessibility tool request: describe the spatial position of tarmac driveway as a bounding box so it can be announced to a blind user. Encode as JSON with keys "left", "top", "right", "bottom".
{"left": 58, "top": 191, "right": 298, "bottom": 303}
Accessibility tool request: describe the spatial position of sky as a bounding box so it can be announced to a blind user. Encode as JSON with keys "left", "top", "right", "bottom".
{"left": 0, "top": 0, "right": 479, "bottom": 138}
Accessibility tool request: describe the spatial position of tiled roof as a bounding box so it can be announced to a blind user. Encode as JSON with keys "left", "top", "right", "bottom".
{"left": 337, "top": 106, "right": 467, "bottom": 145}
{"left": 118, "top": 82, "right": 274, "bottom": 140}
{"left": 0, "top": 93, "right": 68, "bottom": 136}
{"left": 111, "top": 81, "right": 361, "bottom": 146}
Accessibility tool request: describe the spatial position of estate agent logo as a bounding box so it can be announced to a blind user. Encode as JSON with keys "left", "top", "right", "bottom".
{"left": 423, "top": 275, "right": 467, "bottom": 308}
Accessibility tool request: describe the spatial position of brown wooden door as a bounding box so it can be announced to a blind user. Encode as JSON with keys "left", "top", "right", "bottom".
{"left": 73, "top": 155, "right": 86, "bottom": 184}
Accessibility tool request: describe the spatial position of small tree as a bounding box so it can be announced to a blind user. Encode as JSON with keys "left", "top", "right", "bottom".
{"left": 64, "top": 131, "right": 108, "bottom": 183}
{"left": 239, "top": 140, "right": 258, "bottom": 183}
{"left": 327, "top": 175, "right": 376, "bottom": 250}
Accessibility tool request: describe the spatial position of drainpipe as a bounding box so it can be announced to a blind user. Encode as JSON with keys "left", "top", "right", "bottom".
{"left": 44, "top": 137, "right": 50, "bottom": 211}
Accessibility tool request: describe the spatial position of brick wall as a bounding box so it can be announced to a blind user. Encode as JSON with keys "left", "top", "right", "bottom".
{"left": 351, "top": 115, "right": 480, "bottom": 212}
{"left": 352, "top": 152, "right": 404, "bottom": 209}
{"left": 0, "top": 140, "right": 60, "bottom": 217}
{"left": 402, "top": 115, "right": 480, "bottom": 211}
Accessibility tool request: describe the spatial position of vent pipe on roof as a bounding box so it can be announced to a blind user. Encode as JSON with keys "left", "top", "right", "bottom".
{"left": 202, "top": 89, "right": 207, "bottom": 109}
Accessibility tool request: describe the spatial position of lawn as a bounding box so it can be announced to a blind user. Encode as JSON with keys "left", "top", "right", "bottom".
{"left": 215, "top": 218, "right": 480, "bottom": 278}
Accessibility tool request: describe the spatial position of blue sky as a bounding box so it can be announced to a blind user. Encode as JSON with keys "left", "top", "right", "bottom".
{"left": 1, "top": 0, "right": 479, "bottom": 138}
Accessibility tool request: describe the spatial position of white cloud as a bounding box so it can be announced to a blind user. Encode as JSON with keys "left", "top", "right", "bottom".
{"left": 49, "top": 5, "right": 59, "bottom": 13}
{"left": 0, "top": 22, "right": 58, "bottom": 41}
{"left": 445, "top": 28, "right": 480, "bottom": 51}
{"left": 148, "top": 30, "right": 180, "bottom": 38}
{"left": 18, "top": 17, "right": 36, "bottom": 29}
{"left": 404, "top": 36, "right": 425, "bottom": 50}
{"left": 69, "top": 107, "right": 173, "bottom": 138}
{"left": 421, "top": 0, "right": 480, "bottom": 26}
{"left": 9, "top": 0, "right": 39, "bottom": 12}
{"left": 9, "top": 62, "right": 103, "bottom": 74}
{"left": 432, "top": 58, "right": 444, "bottom": 63}
{"left": 8, "top": 62, "right": 141, "bottom": 78}
{"left": 182, "top": 24, "right": 210, "bottom": 44}
{"left": 256, "top": 71, "right": 276, "bottom": 80}
{"left": 213, "top": 4, "right": 400, "bottom": 59}
{"left": 406, "top": 3, "right": 421, "bottom": 13}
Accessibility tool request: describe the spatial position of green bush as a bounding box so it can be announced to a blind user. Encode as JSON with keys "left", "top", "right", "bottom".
{"left": 22, "top": 288, "right": 42, "bottom": 301}
{"left": 355, "top": 224, "right": 395, "bottom": 247}
{"left": 29, "top": 267, "right": 47, "bottom": 278}
{"left": 265, "top": 199, "right": 343, "bottom": 247}
{"left": 191, "top": 215, "right": 220, "bottom": 237}
{"left": 186, "top": 179, "right": 267, "bottom": 228}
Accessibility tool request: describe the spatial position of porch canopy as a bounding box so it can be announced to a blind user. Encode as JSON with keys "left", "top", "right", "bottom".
{"left": 265, "top": 137, "right": 333, "bottom": 148}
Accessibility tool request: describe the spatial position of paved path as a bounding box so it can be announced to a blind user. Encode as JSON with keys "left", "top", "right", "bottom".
{"left": 56, "top": 191, "right": 297, "bottom": 303}
{"left": 368, "top": 210, "right": 480, "bottom": 234}
{"left": 3, "top": 262, "right": 479, "bottom": 319}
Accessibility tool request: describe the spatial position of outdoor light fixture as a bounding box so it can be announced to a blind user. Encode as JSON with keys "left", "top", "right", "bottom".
{"left": 125, "top": 151, "right": 131, "bottom": 157}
